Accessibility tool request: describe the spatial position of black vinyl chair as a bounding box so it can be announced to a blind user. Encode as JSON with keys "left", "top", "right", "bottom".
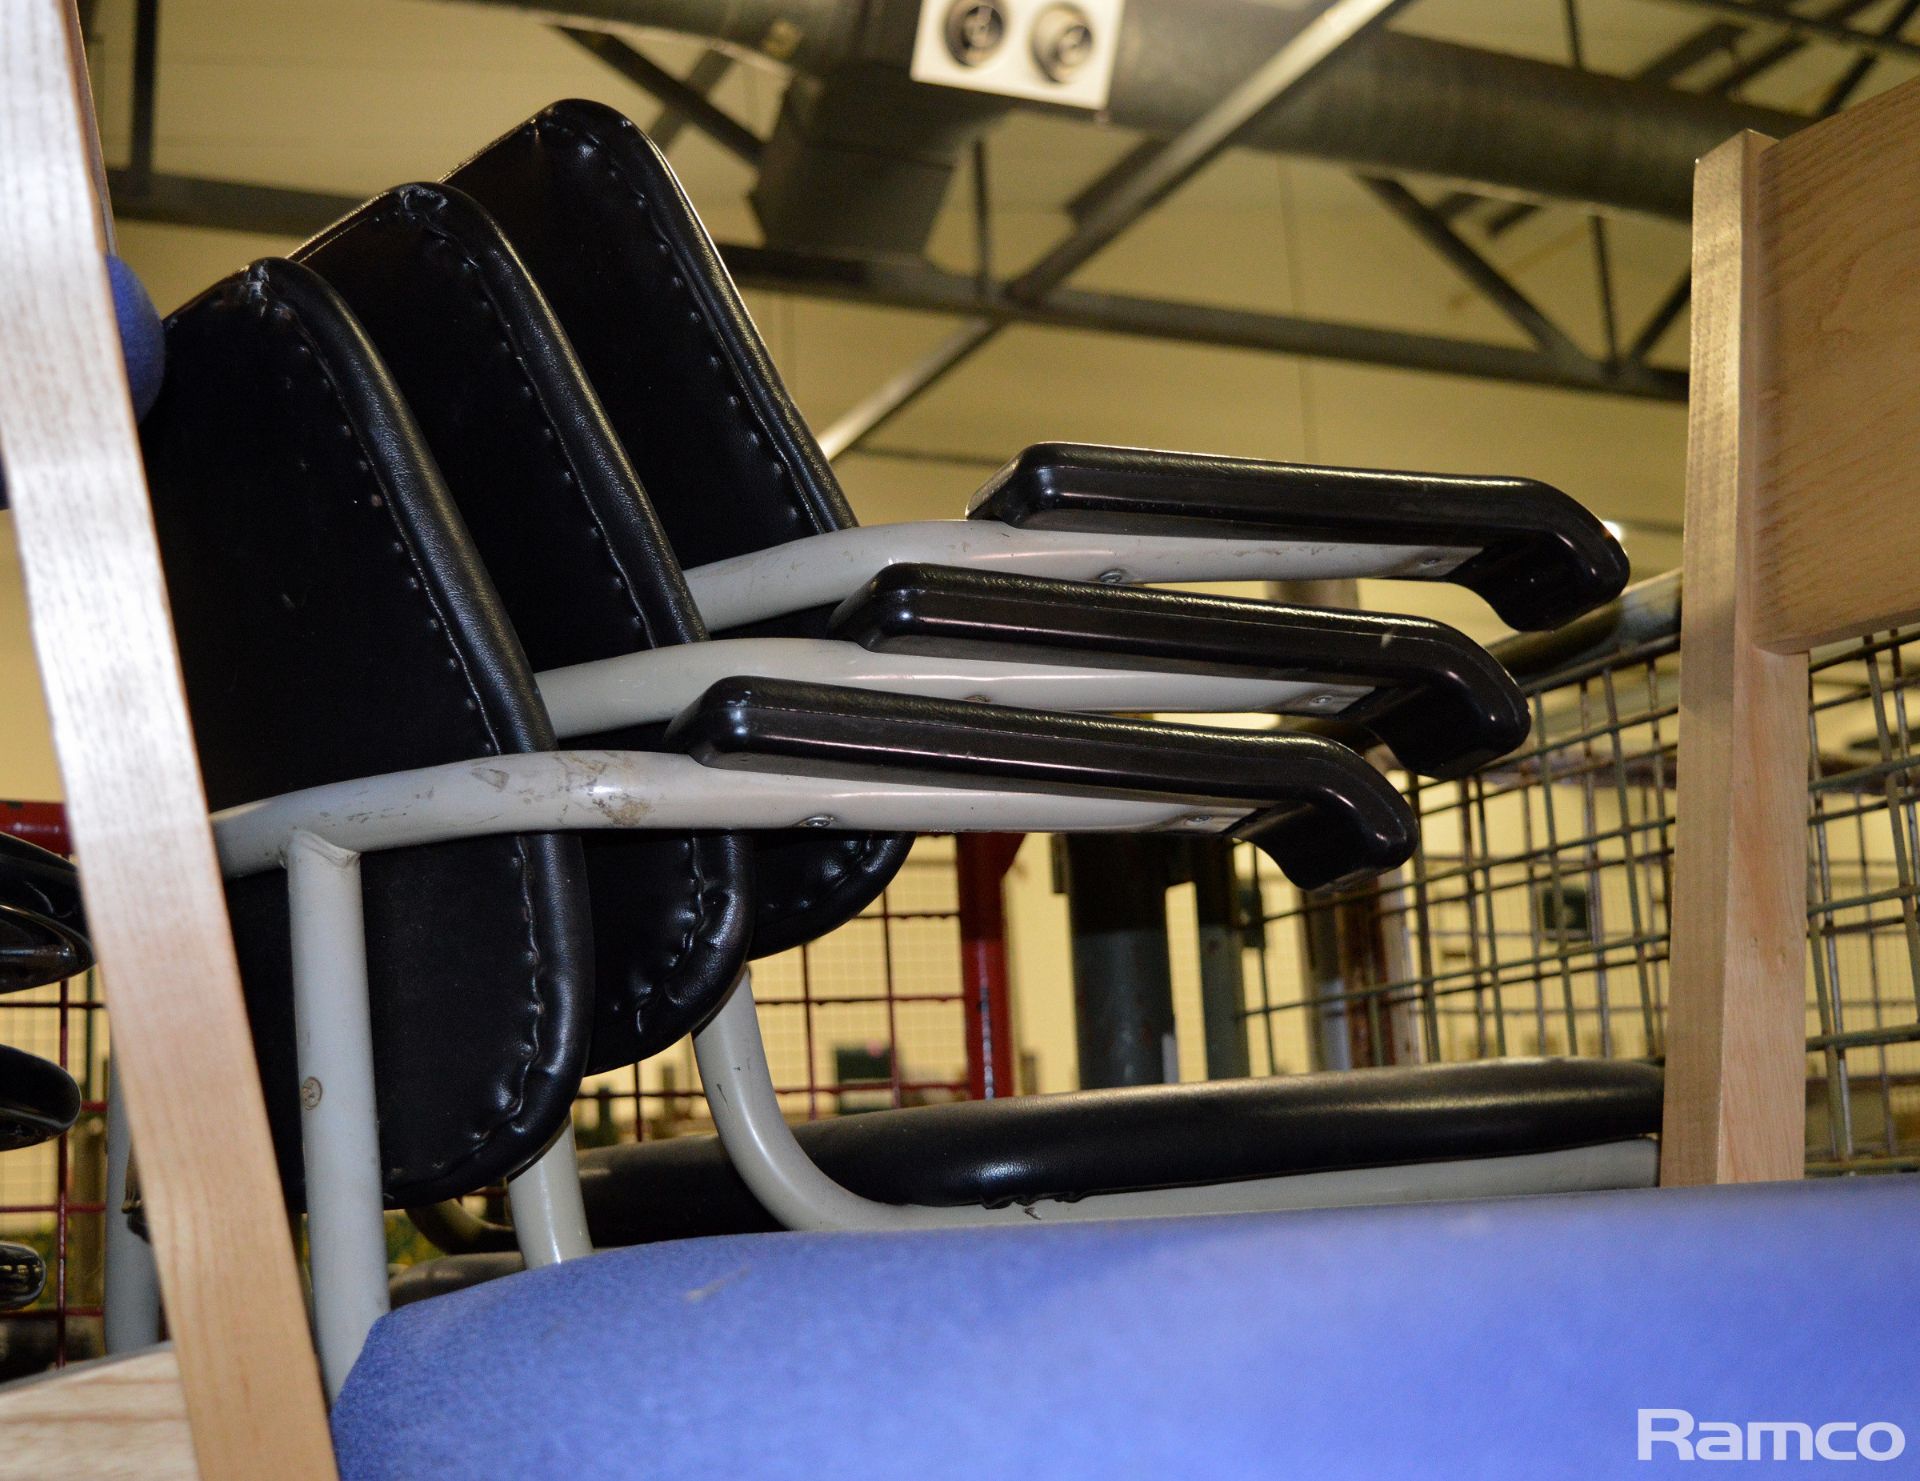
{"left": 290, "top": 176, "right": 1535, "bottom": 1088}
{"left": 145, "top": 245, "right": 1574, "bottom": 1283}
{"left": 131, "top": 219, "right": 1666, "bottom": 1306}
{"left": 241, "top": 169, "right": 1660, "bottom": 1277}
{"left": 433, "top": 109, "right": 1653, "bottom": 1241}
{"left": 141, "top": 259, "right": 594, "bottom": 1213}
{"left": 133, "top": 245, "right": 1457, "bottom": 1382}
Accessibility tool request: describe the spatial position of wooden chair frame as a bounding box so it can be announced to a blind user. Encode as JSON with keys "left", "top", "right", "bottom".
{"left": 0, "top": 2, "right": 334, "bottom": 1475}
{"left": 1663, "top": 81, "right": 1920, "bottom": 1186}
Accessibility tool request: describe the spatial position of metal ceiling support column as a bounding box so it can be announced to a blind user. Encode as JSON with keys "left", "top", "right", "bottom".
{"left": 104, "top": 170, "right": 360, "bottom": 235}
{"left": 1626, "top": 274, "right": 1692, "bottom": 369}
{"left": 555, "top": 27, "right": 766, "bottom": 167}
{"left": 651, "top": 49, "right": 735, "bottom": 149}
{"left": 815, "top": 0, "right": 1412, "bottom": 459}
{"left": 1064, "top": 836, "right": 1180, "bottom": 1089}
{"left": 128, "top": 0, "right": 159, "bottom": 192}
{"left": 476, "top": 0, "right": 1807, "bottom": 221}
{"left": 1645, "top": 0, "right": 1920, "bottom": 60}
{"left": 723, "top": 243, "right": 1687, "bottom": 399}
{"left": 1191, "top": 840, "right": 1251, "bottom": 1081}
{"left": 1358, "top": 176, "right": 1588, "bottom": 367}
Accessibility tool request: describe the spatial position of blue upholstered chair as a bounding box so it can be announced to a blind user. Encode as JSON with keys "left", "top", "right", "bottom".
{"left": 5, "top": 9, "right": 1920, "bottom": 1470}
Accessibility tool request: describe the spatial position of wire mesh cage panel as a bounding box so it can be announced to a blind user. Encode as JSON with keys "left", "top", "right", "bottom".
{"left": 0, "top": 806, "right": 107, "bottom": 1374}
{"left": 1804, "top": 633, "right": 1920, "bottom": 1173}
{"left": 573, "top": 836, "right": 974, "bottom": 1146}
{"left": 0, "top": 815, "right": 979, "bottom": 1342}
{"left": 1234, "top": 573, "right": 1920, "bottom": 1174}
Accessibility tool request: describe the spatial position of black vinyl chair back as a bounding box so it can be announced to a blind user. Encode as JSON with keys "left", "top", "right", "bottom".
{"left": 140, "top": 259, "right": 591, "bottom": 1207}
{"left": 296, "top": 183, "right": 753, "bottom": 1071}
{"left": 449, "top": 101, "right": 911, "bottom": 957}
{"left": 450, "top": 101, "right": 851, "bottom": 575}
{"left": 0, "top": 835, "right": 91, "bottom": 992}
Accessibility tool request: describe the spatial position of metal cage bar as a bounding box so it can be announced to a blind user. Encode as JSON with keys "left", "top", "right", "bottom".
{"left": 1238, "top": 572, "right": 1920, "bottom": 1174}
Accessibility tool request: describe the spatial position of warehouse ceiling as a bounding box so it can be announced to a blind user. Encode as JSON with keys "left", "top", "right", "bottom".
{"left": 79, "top": 0, "right": 1920, "bottom": 643}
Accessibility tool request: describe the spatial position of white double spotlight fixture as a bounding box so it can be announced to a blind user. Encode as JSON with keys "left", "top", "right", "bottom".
{"left": 911, "top": 0, "right": 1128, "bottom": 110}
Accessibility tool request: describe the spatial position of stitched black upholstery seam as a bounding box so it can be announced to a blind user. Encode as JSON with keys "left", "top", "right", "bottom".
{"left": 391, "top": 202, "right": 729, "bottom": 1041}
{"left": 534, "top": 113, "right": 835, "bottom": 544}
{"left": 651, "top": 829, "right": 710, "bottom": 1022}
{"left": 253, "top": 282, "right": 548, "bottom": 1183}
{"left": 532, "top": 114, "right": 909, "bottom": 925}
{"left": 396, "top": 203, "right": 660, "bottom": 648}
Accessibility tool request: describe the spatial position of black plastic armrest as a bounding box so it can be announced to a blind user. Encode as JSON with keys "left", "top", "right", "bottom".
{"left": 965, "top": 443, "right": 1629, "bottom": 632}
{"left": 827, "top": 564, "right": 1528, "bottom": 780}
{"left": 662, "top": 677, "right": 1416, "bottom": 890}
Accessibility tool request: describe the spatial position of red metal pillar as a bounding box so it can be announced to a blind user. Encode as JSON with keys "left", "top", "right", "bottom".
{"left": 956, "top": 833, "right": 1021, "bottom": 1100}
{"left": 0, "top": 799, "right": 69, "bottom": 853}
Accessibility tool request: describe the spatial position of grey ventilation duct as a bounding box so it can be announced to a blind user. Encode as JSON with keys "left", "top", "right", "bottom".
{"left": 462, "top": 0, "right": 1805, "bottom": 254}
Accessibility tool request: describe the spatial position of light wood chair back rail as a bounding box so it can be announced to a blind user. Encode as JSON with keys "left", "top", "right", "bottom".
{"left": 0, "top": 1, "right": 334, "bottom": 1475}
{"left": 1666, "top": 76, "right": 1920, "bottom": 1184}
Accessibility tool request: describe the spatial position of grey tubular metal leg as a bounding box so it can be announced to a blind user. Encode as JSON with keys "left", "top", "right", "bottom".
{"left": 506, "top": 1122, "right": 592, "bottom": 1268}
{"left": 694, "top": 971, "right": 1010, "bottom": 1231}
{"left": 233, "top": 751, "right": 1649, "bottom": 1355}
{"left": 286, "top": 829, "right": 390, "bottom": 1401}
{"left": 103, "top": 1072, "right": 161, "bottom": 1353}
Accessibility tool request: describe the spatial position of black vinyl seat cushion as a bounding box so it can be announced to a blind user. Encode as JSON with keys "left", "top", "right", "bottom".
{"left": 447, "top": 98, "right": 912, "bottom": 960}
{"left": 0, "top": 1044, "right": 80, "bottom": 1153}
{"left": 399, "top": 1058, "right": 1661, "bottom": 1273}
{"left": 295, "top": 183, "right": 753, "bottom": 1072}
{"left": 141, "top": 259, "right": 592, "bottom": 1207}
{"left": 575, "top": 1058, "right": 1663, "bottom": 1244}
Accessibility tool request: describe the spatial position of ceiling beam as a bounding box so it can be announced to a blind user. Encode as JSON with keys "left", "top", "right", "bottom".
{"left": 553, "top": 27, "right": 765, "bottom": 168}
{"left": 650, "top": 47, "right": 734, "bottom": 150}
{"left": 104, "top": 173, "right": 1687, "bottom": 400}
{"left": 815, "top": 0, "right": 1416, "bottom": 460}
{"left": 723, "top": 243, "right": 1686, "bottom": 401}
{"left": 1644, "top": 0, "right": 1920, "bottom": 62}
{"left": 106, "top": 170, "right": 359, "bottom": 237}
{"left": 1359, "top": 175, "right": 1590, "bottom": 367}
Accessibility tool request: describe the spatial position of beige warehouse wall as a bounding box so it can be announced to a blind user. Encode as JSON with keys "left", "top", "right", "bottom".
{"left": 0, "top": 523, "right": 63, "bottom": 804}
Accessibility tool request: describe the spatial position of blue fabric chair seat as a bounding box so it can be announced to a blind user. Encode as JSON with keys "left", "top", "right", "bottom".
{"left": 334, "top": 1179, "right": 1920, "bottom": 1479}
